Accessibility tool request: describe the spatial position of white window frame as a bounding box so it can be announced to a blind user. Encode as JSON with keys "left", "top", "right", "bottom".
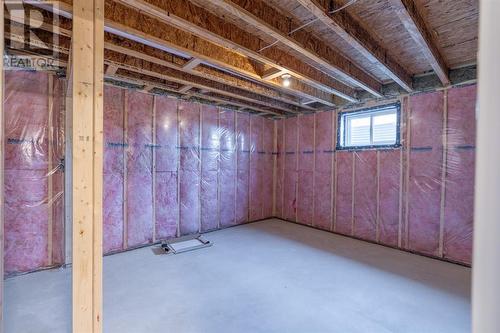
{"left": 337, "top": 103, "right": 401, "bottom": 150}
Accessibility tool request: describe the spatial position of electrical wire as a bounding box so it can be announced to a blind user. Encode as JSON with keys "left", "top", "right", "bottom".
{"left": 257, "top": 0, "right": 359, "bottom": 53}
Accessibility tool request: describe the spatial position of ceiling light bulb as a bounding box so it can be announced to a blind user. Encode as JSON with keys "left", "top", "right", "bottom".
{"left": 282, "top": 74, "right": 292, "bottom": 87}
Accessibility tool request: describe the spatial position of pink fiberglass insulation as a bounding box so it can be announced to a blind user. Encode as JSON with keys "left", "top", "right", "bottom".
{"left": 275, "top": 119, "right": 284, "bottom": 218}
{"left": 219, "top": 109, "right": 236, "bottom": 227}
{"left": 407, "top": 91, "right": 444, "bottom": 256}
{"left": 283, "top": 117, "right": 298, "bottom": 221}
{"left": 313, "top": 111, "right": 333, "bottom": 231}
{"left": 5, "top": 71, "right": 50, "bottom": 274}
{"left": 262, "top": 118, "right": 274, "bottom": 218}
{"left": 5, "top": 170, "right": 48, "bottom": 273}
{"left": 179, "top": 101, "right": 201, "bottom": 235}
{"left": 335, "top": 151, "right": 353, "bottom": 235}
{"left": 155, "top": 96, "right": 178, "bottom": 239}
{"left": 236, "top": 112, "right": 250, "bottom": 224}
{"left": 249, "top": 115, "right": 263, "bottom": 221}
{"left": 103, "top": 86, "right": 125, "bottom": 253}
{"left": 297, "top": 114, "right": 314, "bottom": 225}
{"left": 353, "top": 151, "right": 378, "bottom": 242}
{"left": 378, "top": 150, "right": 402, "bottom": 247}
{"left": 126, "top": 91, "right": 154, "bottom": 247}
{"left": 443, "top": 85, "right": 477, "bottom": 264}
{"left": 201, "top": 105, "right": 220, "bottom": 232}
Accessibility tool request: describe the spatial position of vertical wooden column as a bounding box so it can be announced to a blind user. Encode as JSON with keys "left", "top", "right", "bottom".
{"left": 72, "top": 0, "right": 104, "bottom": 332}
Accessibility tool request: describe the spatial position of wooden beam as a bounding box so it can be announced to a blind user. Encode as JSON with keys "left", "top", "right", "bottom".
{"left": 182, "top": 58, "right": 202, "bottom": 70}
{"left": 144, "top": 84, "right": 156, "bottom": 92}
{"left": 5, "top": 7, "right": 72, "bottom": 37}
{"left": 108, "top": 72, "right": 282, "bottom": 116}
{"left": 296, "top": 0, "right": 413, "bottom": 92}
{"left": 207, "top": 0, "right": 382, "bottom": 97}
{"left": 262, "top": 68, "right": 286, "bottom": 80}
{"left": 105, "top": 64, "right": 118, "bottom": 75}
{"left": 105, "top": 37, "right": 313, "bottom": 110}
{"left": 388, "top": 0, "right": 450, "bottom": 86}
{"left": 108, "top": 61, "right": 289, "bottom": 115}
{"left": 7, "top": 9, "right": 312, "bottom": 112}
{"left": 5, "top": 31, "right": 69, "bottom": 55}
{"left": 112, "top": 0, "right": 355, "bottom": 102}
{"left": 27, "top": 0, "right": 339, "bottom": 105}
{"left": 104, "top": 49, "right": 299, "bottom": 114}
{"left": 72, "top": 0, "right": 103, "bottom": 332}
{"left": 178, "top": 85, "right": 193, "bottom": 93}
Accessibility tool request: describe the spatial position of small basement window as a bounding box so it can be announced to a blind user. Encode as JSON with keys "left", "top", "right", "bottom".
{"left": 337, "top": 103, "right": 401, "bottom": 150}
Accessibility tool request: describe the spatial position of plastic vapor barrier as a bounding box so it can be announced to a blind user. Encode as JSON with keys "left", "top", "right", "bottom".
{"left": 4, "top": 70, "right": 476, "bottom": 275}
{"left": 275, "top": 84, "right": 476, "bottom": 265}
{"left": 4, "top": 71, "right": 65, "bottom": 275}
{"left": 102, "top": 86, "right": 276, "bottom": 256}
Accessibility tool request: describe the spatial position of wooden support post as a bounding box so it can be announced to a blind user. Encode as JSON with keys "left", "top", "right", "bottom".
{"left": 123, "top": 91, "right": 128, "bottom": 249}
{"left": 72, "top": 0, "right": 104, "bottom": 332}
{"left": 152, "top": 96, "right": 157, "bottom": 242}
{"left": 48, "top": 74, "right": 54, "bottom": 265}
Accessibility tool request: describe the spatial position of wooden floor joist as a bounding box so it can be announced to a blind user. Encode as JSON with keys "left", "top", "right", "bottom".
{"left": 111, "top": 0, "right": 355, "bottom": 103}
{"left": 104, "top": 37, "right": 312, "bottom": 111}
{"left": 296, "top": 0, "right": 413, "bottom": 92}
{"left": 388, "top": 0, "right": 450, "bottom": 86}
{"left": 27, "top": 0, "right": 340, "bottom": 107}
{"left": 207, "top": 0, "right": 383, "bottom": 97}
{"left": 109, "top": 72, "right": 282, "bottom": 116}
{"left": 72, "top": 0, "right": 103, "bottom": 332}
{"left": 104, "top": 49, "right": 297, "bottom": 114}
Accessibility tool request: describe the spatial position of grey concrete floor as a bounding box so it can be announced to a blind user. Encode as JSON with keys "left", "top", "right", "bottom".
{"left": 5, "top": 219, "right": 471, "bottom": 333}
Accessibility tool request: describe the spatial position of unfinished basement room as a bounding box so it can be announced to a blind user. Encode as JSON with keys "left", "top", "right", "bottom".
{"left": 1, "top": 0, "right": 499, "bottom": 332}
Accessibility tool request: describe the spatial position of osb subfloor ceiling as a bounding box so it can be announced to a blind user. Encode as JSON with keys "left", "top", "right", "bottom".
{"left": 5, "top": 0, "right": 478, "bottom": 116}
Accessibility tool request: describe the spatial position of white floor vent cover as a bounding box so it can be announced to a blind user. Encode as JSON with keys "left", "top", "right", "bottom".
{"left": 153, "top": 235, "right": 212, "bottom": 255}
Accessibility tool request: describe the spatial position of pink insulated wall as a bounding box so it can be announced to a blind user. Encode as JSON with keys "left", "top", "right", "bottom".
{"left": 275, "top": 84, "right": 477, "bottom": 265}
{"left": 102, "top": 86, "right": 276, "bottom": 256}
{"left": 4, "top": 71, "right": 476, "bottom": 275}
{"left": 4, "top": 72, "right": 65, "bottom": 275}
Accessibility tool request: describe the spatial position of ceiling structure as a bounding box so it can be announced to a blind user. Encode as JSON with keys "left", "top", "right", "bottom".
{"left": 5, "top": 0, "right": 478, "bottom": 116}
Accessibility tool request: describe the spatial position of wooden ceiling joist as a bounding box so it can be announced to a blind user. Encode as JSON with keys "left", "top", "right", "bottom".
{"left": 27, "top": 0, "right": 338, "bottom": 107}
{"left": 7, "top": 11, "right": 311, "bottom": 114}
{"left": 183, "top": 58, "right": 202, "bottom": 70}
{"left": 109, "top": 73, "right": 282, "bottom": 116}
{"left": 104, "top": 37, "right": 311, "bottom": 110}
{"left": 388, "top": 0, "right": 450, "bottom": 86}
{"left": 5, "top": 7, "right": 71, "bottom": 37}
{"left": 104, "top": 43, "right": 303, "bottom": 113}
{"left": 262, "top": 68, "right": 287, "bottom": 81}
{"left": 296, "top": 0, "right": 413, "bottom": 92}
{"left": 112, "top": 0, "right": 356, "bottom": 103}
{"left": 105, "top": 64, "right": 118, "bottom": 75}
{"left": 207, "top": 0, "right": 383, "bottom": 97}
{"left": 104, "top": 49, "right": 297, "bottom": 114}
{"left": 178, "top": 85, "right": 194, "bottom": 94}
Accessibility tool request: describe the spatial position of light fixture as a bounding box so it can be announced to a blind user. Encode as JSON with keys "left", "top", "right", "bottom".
{"left": 281, "top": 74, "right": 292, "bottom": 87}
